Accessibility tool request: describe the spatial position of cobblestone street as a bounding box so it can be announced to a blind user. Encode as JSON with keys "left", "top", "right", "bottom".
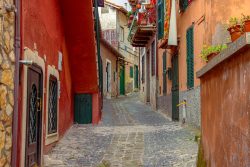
{"left": 45, "top": 94, "right": 198, "bottom": 167}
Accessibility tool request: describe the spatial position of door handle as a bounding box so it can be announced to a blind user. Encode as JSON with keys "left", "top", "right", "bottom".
{"left": 37, "top": 97, "right": 42, "bottom": 112}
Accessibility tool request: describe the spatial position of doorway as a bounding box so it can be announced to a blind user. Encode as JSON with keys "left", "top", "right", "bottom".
{"left": 163, "top": 51, "right": 167, "bottom": 95}
{"left": 171, "top": 54, "right": 179, "bottom": 121}
{"left": 119, "top": 65, "right": 125, "bottom": 95}
{"left": 146, "top": 50, "right": 151, "bottom": 102}
{"left": 25, "top": 66, "right": 43, "bottom": 167}
{"left": 74, "top": 94, "right": 92, "bottom": 124}
{"left": 134, "top": 65, "right": 139, "bottom": 89}
{"left": 106, "top": 61, "right": 111, "bottom": 98}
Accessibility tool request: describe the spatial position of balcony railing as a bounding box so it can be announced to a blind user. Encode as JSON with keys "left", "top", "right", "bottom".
{"left": 127, "top": 2, "right": 157, "bottom": 47}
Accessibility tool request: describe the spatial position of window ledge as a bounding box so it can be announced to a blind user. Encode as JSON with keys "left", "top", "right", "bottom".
{"left": 197, "top": 33, "right": 250, "bottom": 78}
{"left": 45, "top": 133, "right": 59, "bottom": 145}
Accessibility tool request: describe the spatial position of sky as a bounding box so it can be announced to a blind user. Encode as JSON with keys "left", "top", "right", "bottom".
{"left": 109, "top": 0, "right": 128, "bottom": 8}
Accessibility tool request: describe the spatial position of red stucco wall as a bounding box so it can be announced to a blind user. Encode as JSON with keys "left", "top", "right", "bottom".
{"left": 21, "top": 0, "right": 74, "bottom": 154}
{"left": 200, "top": 49, "right": 250, "bottom": 167}
{"left": 17, "top": 0, "right": 102, "bottom": 166}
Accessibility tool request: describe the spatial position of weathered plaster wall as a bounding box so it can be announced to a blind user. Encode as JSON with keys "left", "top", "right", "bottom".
{"left": 101, "top": 43, "right": 118, "bottom": 98}
{"left": 21, "top": 0, "right": 74, "bottom": 160}
{"left": 117, "top": 10, "right": 139, "bottom": 94}
{"left": 205, "top": 0, "right": 250, "bottom": 45}
{"left": 0, "top": 0, "right": 15, "bottom": 166}
{"left": 179, "top": 86, "right": 201, "bottom": 128}
{"left": 200, "top": 48, "right": 250, "bottom": 167}
{"left": 176, "top": 0, "right": 206, "bottom": 91}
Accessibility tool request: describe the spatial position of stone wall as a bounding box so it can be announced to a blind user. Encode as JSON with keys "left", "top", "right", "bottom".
{"left": 179, "top": 86, "right": 201, "bottom": 128}
{"left": 157, "top": 94, "right": 172, "bottom": 119}
{"left": 0, "top": 0, "right": 15, "bottom": 166}
{"left": 150, "top": 76, "right": 157, "bottom": 110}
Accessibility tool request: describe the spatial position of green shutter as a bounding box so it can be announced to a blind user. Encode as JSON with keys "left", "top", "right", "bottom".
{"left": 130, "top": 66, "right": 134, "bottom": 78}
{"left": 186, "top": 26, "right": 194, "bottom": 89}
{"left": 158, "top": 0, "right": 164, "bottom": 39}
{"left": 184, "top": 0, "right": 189, "bottom": 10}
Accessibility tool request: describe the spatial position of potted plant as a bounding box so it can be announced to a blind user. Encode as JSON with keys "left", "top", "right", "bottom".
{"left": 200, "top": 44, "right": 227, "bottom": 62}
{"left": 241, "top": 14, "right": 250, "bottom": 32}
{"left": 227, "top": 17, "right": 242, "bottom": 42}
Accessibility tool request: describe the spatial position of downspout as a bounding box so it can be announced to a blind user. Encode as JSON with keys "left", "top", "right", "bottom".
{"left": 94, "top": 0, "right": 102, "bottom": 95}
{"left": 138, "top": 48, "right": 140, "bottom": 89}
{"left": 12, "top": 0, "right": 21, "bottom": 165}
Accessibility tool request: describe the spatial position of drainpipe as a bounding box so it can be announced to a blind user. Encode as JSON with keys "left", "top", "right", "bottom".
{"left": 138, "top": 48, "right": 140, "bottom": 89}
{"left": 94, "top": 0, "right": 102, "bottom": 95}
{"left": 12, "top": 0, "right": 21, "bottom": 165}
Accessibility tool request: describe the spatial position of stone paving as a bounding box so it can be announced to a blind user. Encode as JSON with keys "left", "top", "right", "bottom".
{"left": 44, "top": 94, "right": 198, "bottom": 167}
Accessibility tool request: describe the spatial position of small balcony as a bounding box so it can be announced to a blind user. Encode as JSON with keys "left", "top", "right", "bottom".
{"left": 127, "top": 2, "right": 157, "bottom": 47}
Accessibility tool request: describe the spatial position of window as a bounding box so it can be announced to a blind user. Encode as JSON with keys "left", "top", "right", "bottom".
{"left": 151, "top": 41, "right": 156, "bottom": 76}
{"left": 48, "top": 76, "right": 58, "bottom": 134}
{"left": 120, "top": 26, "right": 124, "bottom": 42}
{"left": 130, "top": 66, "right": 134, "bottom": 78}
{"left": 142, "top": 56, "right": 145, "bottom": 83}
{"left": 179, "top": 0, "right": 192, "bottom": 12}
{"left": 101, "top": 6, "right": 109, "bottom": 14}
{"left": 158, "top": 0, "right": 164, "bottom": 39}
{"left": 186, "top": 26, "right": 194, "bottom": 89}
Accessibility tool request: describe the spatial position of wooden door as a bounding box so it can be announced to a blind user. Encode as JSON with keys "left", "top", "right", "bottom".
{"left": 146, "top": 50, "right": 151, "bottom": 102}
{"left": 163, "top": 51, "right": 167, "bottom": 95}
{"left": 171, "top": 54, "right": 179, "bottom": 121}
{"left": 134, "top": 65, "right": 139, "bottom": 89}
{"left": 74, "top": 94, "right": 92, "bottom": 124}
{"left": 119, "top": 65, "right": 125, "bottom": 95}
{"left": 106, "top": 62, "right": 111, "bottom": 93}
{"left": 25, "top": 66, "right": 43, "bottom": 167}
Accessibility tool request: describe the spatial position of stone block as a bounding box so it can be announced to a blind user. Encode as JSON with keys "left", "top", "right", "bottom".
{"left": 0, "top": 70, "right": 13, "bottom": 89}
{"left": 0, "top": 85, "right": 7, "bottom": 110}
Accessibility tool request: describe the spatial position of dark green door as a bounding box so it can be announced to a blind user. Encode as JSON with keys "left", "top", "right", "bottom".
{"left": 74, "top": 94, "right": 92, "bottom": 124}
{"left": 120, "top": 65, "right": 125, "bottom": 95}
{"left": 134, "top": 65, "right": 139, "bottom": 89}
{"left": 163, "top": 51, "right": 167, "bottom": 95}
{"left": 171, "top": 54, "right": 179, "bottom": 121}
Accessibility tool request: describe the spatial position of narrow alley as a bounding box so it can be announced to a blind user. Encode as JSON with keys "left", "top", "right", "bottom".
{"left": 44, "top": 94, "right": 198, "bottom": 167}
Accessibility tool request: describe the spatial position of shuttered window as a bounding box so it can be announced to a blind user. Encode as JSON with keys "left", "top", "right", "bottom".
{"left": 158, "top": 0, "right": 164, "bottom": 39}
{"left": 130, "top": 66, "right": 134, "bottom": 78}
{"left": 179, "top": 0, "right": 192, "bottom": 12}
{"left": 186, "top": 26, "right": 194, "bottom": 89}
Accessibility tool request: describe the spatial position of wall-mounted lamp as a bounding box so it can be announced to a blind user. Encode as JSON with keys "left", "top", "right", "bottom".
{"left": 19, "top": 60, "right": 33, "bottom": 66}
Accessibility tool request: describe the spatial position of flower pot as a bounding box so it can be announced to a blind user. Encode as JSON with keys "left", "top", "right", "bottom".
{"left": 243, "top": 20, "right": 250, "bottom": 32}
{"left": 145, "top": 4, "right": 154, "bottom": 10}
{"left": 136, "top": 3, "right": 141, "bottom": 9}
{"left": 207, "top": 53, "right": 218, "bottom": 62}
{"left": 227, "top": 25, "right": 242, "bottom": 42}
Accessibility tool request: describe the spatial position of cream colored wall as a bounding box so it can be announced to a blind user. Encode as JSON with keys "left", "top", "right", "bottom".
{"left": 101, "top": 44, "right": 118, "bottom": 98}
{"left": 117, "top": 10, "right": 139, "bottom": 93}
{"left": 99, "top": 6, "right": 117, "bottom": 30}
